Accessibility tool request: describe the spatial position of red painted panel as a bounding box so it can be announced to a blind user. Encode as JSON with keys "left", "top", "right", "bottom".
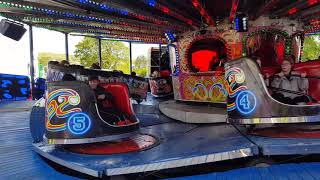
{"left": 192, "top": 50, "right": 217, "bottom": 72}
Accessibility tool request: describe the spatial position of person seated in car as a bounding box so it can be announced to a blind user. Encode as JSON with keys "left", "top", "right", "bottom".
{"left": 59, "top": 60, "right": 70, "bottom": 66}
{"left": 151, "top": 71, "right": 160, "bottom": 79}
{"left": 88, "top": 76, "right": 126, "bottom": 124}
{"left": 90, "top": 62, "right": 101, "bottom": 70}
{"left": 131, "top": 71, "right": 136, "bottom": 77}
{"left": 268, "top": 59, "right": 310, "bottom": 105}
{"left": 62, "top": 74, "right": 76, "bottom": 81}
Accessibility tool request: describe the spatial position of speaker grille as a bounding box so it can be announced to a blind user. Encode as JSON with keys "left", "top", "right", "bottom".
{"left": 0, "top": 19, "right": 27, "bottom": 41}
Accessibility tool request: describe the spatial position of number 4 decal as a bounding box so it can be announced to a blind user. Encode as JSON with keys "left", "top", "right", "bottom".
{"left": 236, "top": 90, "right": 257, "bottom": 115}
{"left": 240, "top": 94, "right": 250, "bottom": 110}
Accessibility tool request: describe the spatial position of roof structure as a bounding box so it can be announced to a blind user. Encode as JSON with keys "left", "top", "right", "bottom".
{"left": 0, "top": 0, "right": 319, "bottom": 43}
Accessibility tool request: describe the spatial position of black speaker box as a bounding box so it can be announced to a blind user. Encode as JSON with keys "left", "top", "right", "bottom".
{"left": 0, "top": 19, "right": 27, "bottom": 41}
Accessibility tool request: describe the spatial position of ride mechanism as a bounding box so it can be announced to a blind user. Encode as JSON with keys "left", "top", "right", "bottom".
{"left": 0, "top": 0, "right": 319, "bottom": 178}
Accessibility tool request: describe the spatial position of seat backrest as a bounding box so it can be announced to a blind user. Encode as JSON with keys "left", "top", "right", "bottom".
{"left": 259, "top": 62, "right": 320, "bottom": 101}
{"left": 294, "top": 61, "right": 320, "bottom": 101}
{"left": 99, "top": 82, "right": 133, "bottom": 116}
{"left": 261, "top": 67, "right": 280, "bottom": 76}
{"left": 160, "top": 70, "right": 171, "bottom": 77}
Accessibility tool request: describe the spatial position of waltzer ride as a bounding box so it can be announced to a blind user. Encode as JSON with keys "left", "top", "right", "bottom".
{"left": 1, "top": 0, "right": 320, "bottom": 178}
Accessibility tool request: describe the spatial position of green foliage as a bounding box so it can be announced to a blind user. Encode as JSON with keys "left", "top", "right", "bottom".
{"left": 74, "top": 37, "right": 130, "bottom": 73}
{"left": 37, "top": 52, "right": 78, "bottom": 77}
{"left": 37, "top": 52, "right": 65, "bottom": 66}
{"left": 301, "top": 35, "right": 320, "bottom": 62}
{"left": 133, "top": 55, "right": 148, "bottom": 77}
{"left": 37, "top": 52, "right": 79, "bottom": 66}
{"left": 37, "top": 38, "right": 150, "bottom": 77}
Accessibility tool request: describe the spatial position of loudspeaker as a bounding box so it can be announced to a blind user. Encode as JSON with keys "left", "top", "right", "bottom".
{"left": 0, "top": 19, "right": 27, "bottom": 41}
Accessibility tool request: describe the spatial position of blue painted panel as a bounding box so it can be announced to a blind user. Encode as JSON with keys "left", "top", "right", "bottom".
{"left": 137, "top": 113, "right": 173, "bottom": 127}
{"left": 34, "top": 78, "right": 46, "bottom": 99}
{"left": 0, "top": 109, "right": 80, "bottom": 180}
{"left": 166, "top": 163, "right": 320, "bottom": 180}
{"left": 30, "top": 106, "right": 46, "bottom": 143}
{"left": 248, "top": 135, "right": 320, "bottom": 155}
{"left": 0, "top": 73, "right": 30, "bottom": 101}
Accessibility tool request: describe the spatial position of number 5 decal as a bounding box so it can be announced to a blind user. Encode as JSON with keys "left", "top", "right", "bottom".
{"left": 67, "top": 113, "right": 91, "bottom": 135}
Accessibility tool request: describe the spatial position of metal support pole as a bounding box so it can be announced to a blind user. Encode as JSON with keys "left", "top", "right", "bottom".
{"left": 159, "top": 44, "right": 162, "bottom": 71}
{"left": 129, "top": 42, "right": 132, "bottom": 74}
{"left": 29, "top": 25, "right": 35, "bottom": 100}
{"left": 98, "top": 38, "right": 102, "bottom": 68}
{"left": 65, "top": 33, "right": 69, "bottom": 62}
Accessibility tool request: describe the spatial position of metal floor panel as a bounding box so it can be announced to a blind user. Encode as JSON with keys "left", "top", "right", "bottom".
{"left": 0, "top": 101, "right": 81, "bottom": 180}
{"left": 34, "top": 123, "right": 258, "bottom": 177}
{"left": 247, "top": 135, "right": 320, "bottom": 155}
{"left": 166, "top": 162, "right": 320, "bottom": 180}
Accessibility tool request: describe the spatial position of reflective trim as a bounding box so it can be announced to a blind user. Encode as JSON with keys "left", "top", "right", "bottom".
{"left": 106, "top": 148, "right": 253, "bottom": 176}
{"left": 44, "top": 131, "right": 139, "bottom": 145}
{"left": 33, "top": 143, "right": 100, "bottom": 177}
{"left": 150, "top": 92, "right": 173, "bottom": 97}
{"left": 230, "top": 115, "right": 320, "bottom": 124}
{"left": 94, "top": 104, "right": 139, "bottom": 127}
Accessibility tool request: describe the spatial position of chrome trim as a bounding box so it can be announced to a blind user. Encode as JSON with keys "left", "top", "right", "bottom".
{"left": 33, "top": 143, "right": 100, "bottom": 177}
{"left": 95, "top": 104, "right": 139, "bottom": 127}
{"left": 106, "top": 148, "right": 253, "bottom": 176}
{"left": 150, "top": 92, "right": 173, "bottom": 97}
{"left": 44, "top": 131, "right": 139, "bottom": 145}
{"left": 230, "top": 115, "right": 320, "bottom": 124}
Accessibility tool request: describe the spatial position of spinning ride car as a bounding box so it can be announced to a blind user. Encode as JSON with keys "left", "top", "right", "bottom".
{"left": 149, "top": 51, "right": 173, "bottom": 97}
{"left": 225, "top": 57, "right": 320, "bottom": 125}
{"left": 44, "top": 63, "right": 142, "bottom": 144}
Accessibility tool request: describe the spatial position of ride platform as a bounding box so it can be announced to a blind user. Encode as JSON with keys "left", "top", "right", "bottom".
{"left": 33, "top": 121, "right": 258, "bottom": 177}
{"left": 166, "top": 162, "right": 320, "bottom": 180}
{"left": 0, "top": 101, "right": 80, "bottom": 180}
{"left": 159, "top": 100, "right": 227, "bottom": 123}
{"left": 3, "top": 99, "right": 320, "bottom": 179}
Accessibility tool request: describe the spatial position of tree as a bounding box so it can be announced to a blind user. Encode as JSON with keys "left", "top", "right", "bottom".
{"left": 74, "top": 37, "right": 130, "bottom": 73}
{"left": 133, "top": 55, "right": 148, "bottom": 77}
{"left": 37, "top": 52, "right": 79, "bottom": 78}
{"left": 301, "top": 35, "right": 320, "bottom": 62}
{"left": 37, "top": 52, "right": 65, "bottom": 67}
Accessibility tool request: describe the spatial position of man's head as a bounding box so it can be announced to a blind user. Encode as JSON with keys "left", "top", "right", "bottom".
{"left": 62, "top": 74, "right": 76, "bottom": 81}
{"left": 281, "top": 59, "right": 292, "bottom": 73}
{"left": 88, "top": 76, "right": 99, "bottom": 89}
{"left": 90, "top": 63, "right": 101, "bottom": 70}
{"left": 59, "top": 60, "right": 69, "bottom": 66}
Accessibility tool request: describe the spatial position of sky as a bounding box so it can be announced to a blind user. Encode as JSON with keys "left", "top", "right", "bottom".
{"left": 0, "top": 17, "right": 159, "bottom": 76}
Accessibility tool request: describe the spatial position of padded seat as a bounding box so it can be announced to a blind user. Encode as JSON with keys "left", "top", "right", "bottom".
{"left": 99, "top": 83, "right": 136, "bottom": 124}
{"left": 260, "top": 61, "right": 320, "bottom": 101}
{"left": 160, "top": 70, "right": 171, "bottom": 77}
